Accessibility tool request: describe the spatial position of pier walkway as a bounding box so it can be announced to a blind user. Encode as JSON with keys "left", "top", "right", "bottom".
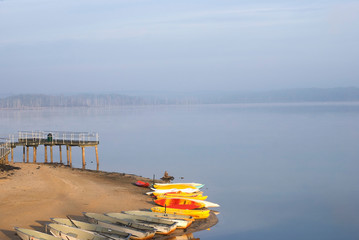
{"left": 1, "top": 131, "right": 100, "bottom": 170}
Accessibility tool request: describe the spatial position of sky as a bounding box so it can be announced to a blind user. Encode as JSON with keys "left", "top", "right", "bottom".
{"left": 0, "top": 0, "right": 359, "bottom": 94}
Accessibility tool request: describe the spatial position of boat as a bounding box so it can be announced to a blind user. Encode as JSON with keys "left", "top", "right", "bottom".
{"left": 151, "top": 207, "right": 210, "bottom": 219}
{"left": 146, "top": 188, "right": 200, "bottom": 195}
{"left": 156, "top": 197, "right": 219, "bottom": 208}
{"left": 83, "top": 212, "right": 156, "bottom": 240}
{"left": 14, "top": 227, "right": 61, "bottom": 240}
{"left": 122, "top": 210, "right": 194, "bottom": 229}
{"left": 106, "top": 212, "right": 177, "bottom": 235}
{"left": 135, "top": 181, "right": 150, "bottom": 188}
{"left": 156, "top": 194, "right": 208, "bottom": 201}
{"left": 47, "top": 223, "right": 110, "bottom": 240}
{"left": 154, "top": 183, "right": 204, "bottom": 189}
{"left": 51, "top": 218, "right": 131, "bottom": 239}
{"left": 151, "top": 191, "right": 203, "bottom": 197}
{"left": 152, "top": 184, "right": 198, "bottom": 190}
{"left": 154, "top": 198, "right": 204, "bottom": 209}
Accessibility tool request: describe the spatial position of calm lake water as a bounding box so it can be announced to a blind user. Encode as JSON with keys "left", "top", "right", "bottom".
{"left": 1, "top": 103, "right": 359, "bottom": 239}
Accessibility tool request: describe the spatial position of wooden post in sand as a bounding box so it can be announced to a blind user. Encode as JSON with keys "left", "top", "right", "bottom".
{"left": 95, "top": 145, "right": 99, "bottom": 171}
{"left": 69, "top": 146, "right": 72, "bottom": 167}
{"left": 5, "top": 154, "right": 8, "bottom": 164}
{"left": 59, "top": 145, "right": 62, "bottom": 163}
{"left": 50, "top": 146, "right": 53, "bottom": 163}
{"left": 82, "top": 147, "right": 85, "bottom": 169}
{"left": 11, "top": 147, "right": 14, "bottom": 163}
{"left": 66, "top": 146, "right": 69, "bottom": 165}
{"left": 26, "top": 146, "right": 29, "bottom": 163}
{"left": 23, "top": 146, "right": 25, "bottom": 162}
{"left": 44, "top": 145, "right": 48, "bottom": 163}
{"left": 33, "top": 146, "right": 37, "bottom": 163}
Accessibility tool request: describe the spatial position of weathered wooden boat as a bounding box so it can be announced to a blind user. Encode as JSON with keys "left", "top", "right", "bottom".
{"left": 154, "top": 183, "right": 204, "bottom": 189}
{"left": 106, "top": 212, "right": 177, "bottom": 235}
{"left": 151, "top": 207, "right": 210, "bottom": 219}
{"left": 14, "top": 227, "right": 61, "bottom": 240}
{"left": 51, "top": 218, "right": 131, "bottom": 240}
{"left": 146, "top": 188, "right": 200, "bottom": 195}
{"left": 122, "top": 210, "right": 193, "bottom": 229}
{"left": 83, "top": 212, "right": 156, "bottom": 240}
{"left": 47, "top": 223, "right": 110, "bottom": 240}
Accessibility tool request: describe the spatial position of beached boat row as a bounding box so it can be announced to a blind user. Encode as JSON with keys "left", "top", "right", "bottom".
{"left": 14, "top": 210, "right": 195, "bottom": 240}
{"left": 14, "top": 182, "right": 218, "bottom": 240}
{"left": 145, "top": 182, "right": 220, "bottom": 220}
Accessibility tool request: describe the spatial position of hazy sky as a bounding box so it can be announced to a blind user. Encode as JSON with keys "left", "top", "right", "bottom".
{"left": 1, "top": 0, "right": 359, "bottom": 94}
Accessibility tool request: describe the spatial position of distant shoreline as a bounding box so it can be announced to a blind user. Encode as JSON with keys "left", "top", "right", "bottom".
{"left": 1, "top": 101, "right": 359, "bottom": 111}
{"left": 1, "top": 88, "right": 359, "bottom": 109}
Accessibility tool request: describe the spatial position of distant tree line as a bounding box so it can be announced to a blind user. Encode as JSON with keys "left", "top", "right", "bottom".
{"left": 1, "top": 88, "right": 359, "bottom": 109}
{"left": 0, "top": 94, "right": 199, "bottom": 108}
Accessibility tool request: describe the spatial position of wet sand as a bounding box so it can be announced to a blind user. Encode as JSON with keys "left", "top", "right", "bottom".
{"left": 0, "top": 163, "right": 217, "bottom": 239}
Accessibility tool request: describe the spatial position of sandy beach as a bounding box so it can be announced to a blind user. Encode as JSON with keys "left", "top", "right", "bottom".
{"left": 0, "top": 163, "right": 217, "bottom": 240}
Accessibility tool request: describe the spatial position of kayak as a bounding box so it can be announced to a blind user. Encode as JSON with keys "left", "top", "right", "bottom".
{"left": 147, "top": 188, "right": 200, "bottom": 195}
{"left": 153, "top": 184, "right": 198, "bottom": 190}
{"left": 151, "top": 207, "right": 210, "bottom": 219}
{"left": 105, "top": 212, "right": 177, "bottom": 235}
{"left": 154, "top": 198, "right": 204, "bottom": 209}
{"left": 151, "top": 191, "right": 203, "bottom": 197}
{"left": 50, "top": 218, "right": 131, "bottom": 239}
{"left": 156, "top": 194, "right": 208, "bottom": 201}
{"left": 135, "top": 180, "right": 150, "bottom": 188}
{"left": 14, "top": 227, "right": 61, "bottom": 240}
{"left": 122, "top": 210, "right": 194, "bottom": 229}
{"left": 154, "top": 183, "right": 204, "bottom": 189}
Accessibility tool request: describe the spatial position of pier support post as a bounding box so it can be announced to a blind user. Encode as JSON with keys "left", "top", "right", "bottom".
{"left": 11, "top": 148, "right": 14, "bottom": 163}
{"left": 59, "top": 145, "right": 62, "bottom": 163}
{"left": 23, "top": 146, "right": 25, "bottom": 163}
{"left": 44, "top": 145, "right": 48, "bottom": 163}
{"left": 5, "top": 155, "right": 8, "bottom": 164}
{"left": 69, "top": 146, "right": 72, "bottom": 167}
{"left": 33, "top": 146, "right": 37, "bottom": 163}
{"left": 66, "top": 146, "right": 69, "bottom": 165}
{"left": 26, "top": 146, "right": 29, "bottom": 163}
{"left": 82, "top": 147, "right": 85, "bottom": 169}
{"left": 95, "top": 145, "right": 99, "bottom": 171}
{"left": 50, "top": 146, "right": 53, "bottom": 163}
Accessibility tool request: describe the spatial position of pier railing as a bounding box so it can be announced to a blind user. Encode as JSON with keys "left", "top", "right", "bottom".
{"left": 0, "top": 138, "right": 10, "bottom": 162}
{"left": 16, "top": 131, "right": 99, "bottom": 146}
{"left": 2, "top": 130, "right": 100, "bottom": 170}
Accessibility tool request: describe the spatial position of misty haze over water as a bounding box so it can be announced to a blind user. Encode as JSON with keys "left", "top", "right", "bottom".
{"left": 1, "top": 103, "right": 359, "bottom": 239}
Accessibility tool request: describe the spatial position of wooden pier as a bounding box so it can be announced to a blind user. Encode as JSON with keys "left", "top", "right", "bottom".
{"left": 0, "top": 139, "right": 10, "bottom": 165}
{"left": 3, "top": 131, "right": 100, "bottom": 170}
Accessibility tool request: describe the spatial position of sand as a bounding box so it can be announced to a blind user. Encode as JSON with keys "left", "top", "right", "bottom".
{"left": 0, "top": 163, "right": 217, "bottom": 240}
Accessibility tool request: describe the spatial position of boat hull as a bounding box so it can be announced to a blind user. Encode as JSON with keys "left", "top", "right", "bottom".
{"left": 151, "top": 207, "right": 210, "bottom": 219}
{"left": 123, "top": 211, "right": 193, "bottom": 229}
{"left": 106, "top": 212, "right": 177, "bottom": 235}
{"left": 14, "top": 227, "right": 60, "bottom": 240}
{"left": 154, "top": 198, "right": 204, "bottom": 209}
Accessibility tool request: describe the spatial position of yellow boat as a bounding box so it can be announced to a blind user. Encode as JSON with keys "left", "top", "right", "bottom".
{"left": 151, "top": 207, "right": 210, "bottom": 219}
{"left": 152, "top": 191, "right": 203, "bottom": 197}
{"left": 156, "top": 195, "right": 208, "bottom": 201}
{"left": 153, "top": 184, "right": 198, "bottom": 190}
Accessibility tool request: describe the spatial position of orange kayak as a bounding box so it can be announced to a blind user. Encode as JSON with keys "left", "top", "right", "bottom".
{"left": 154, "top": 198, "right": 205, "bottom": 209}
